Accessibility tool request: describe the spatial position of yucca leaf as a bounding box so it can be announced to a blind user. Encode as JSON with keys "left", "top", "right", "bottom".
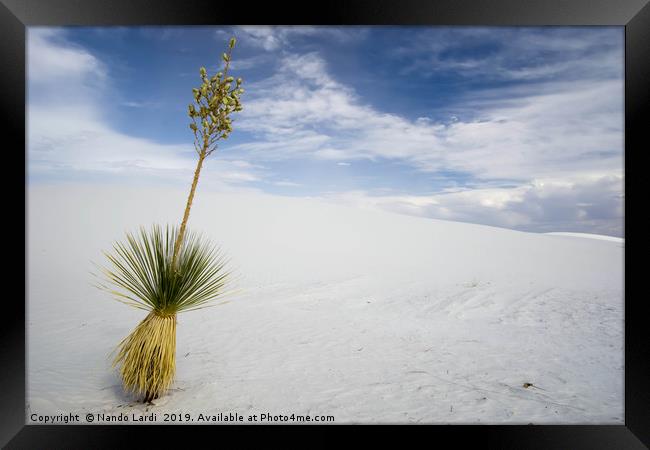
{"left": 96, "top": 224, "right": 232, "bottom": 315}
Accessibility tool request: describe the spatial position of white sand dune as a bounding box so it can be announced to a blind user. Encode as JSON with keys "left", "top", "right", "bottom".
{"left": 27, "top": 184, "right": 623, "bottom": 424}
{"left": 545, "top": 232, "right": 624, "bottom": 244}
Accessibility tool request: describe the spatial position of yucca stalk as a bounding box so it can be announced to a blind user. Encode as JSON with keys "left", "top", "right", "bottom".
{"left": 96, "top": 37, "right": 244, "bottom": 403}
{"left": 172, "top": 36, "right": 243, "bottom": 270}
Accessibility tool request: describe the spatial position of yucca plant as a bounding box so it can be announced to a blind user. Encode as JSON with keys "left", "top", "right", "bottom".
{"left": 97, "top": 225, "right": 231, "bottom": 401}
{"left": 95, "top": 37, "right": 244, "bottom": 403}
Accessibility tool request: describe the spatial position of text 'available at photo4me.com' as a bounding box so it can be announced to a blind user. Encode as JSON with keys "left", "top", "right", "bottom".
{"left": 29, "top": 411, "right": 336, "bottom": 424}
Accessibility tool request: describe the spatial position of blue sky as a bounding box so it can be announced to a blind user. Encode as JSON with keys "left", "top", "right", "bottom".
{"left": 27, "top": 26, "right": 624, "bottom": 236}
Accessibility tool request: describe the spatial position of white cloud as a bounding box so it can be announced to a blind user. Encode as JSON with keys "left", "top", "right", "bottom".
{"left": 232, "top": 51, "right": 623, "bottom": 181}
{"left": 237, "top": 27, "right": 284, "bottom": 51}
{"left": 28, "top": 28, "right": 106, "bottom": 83}
{"left": 27, "top": 29, "right": 262, "bottom": 192}
{"left": 272, "top": 180, "right": 301, "bottom": 187}
{"left": 234, "top": 26, "right": 367, "bottom": 51}
{"left": 323, "top": 173, "right": 624, "bottom": 236}
{"left": 395, "top": 27, "right": 623, "bottom": 83}
{"left": 119, "top": 100, "right": 162, "bottom": 109}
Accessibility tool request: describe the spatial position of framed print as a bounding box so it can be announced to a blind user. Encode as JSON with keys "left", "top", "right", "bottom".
{"left": 2, "top": 0, "right": 648, "bottom": 447}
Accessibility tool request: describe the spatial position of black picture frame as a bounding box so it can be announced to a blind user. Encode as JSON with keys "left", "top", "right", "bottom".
{"left": 2, "top": 0, "right": 647, "bottom": 447}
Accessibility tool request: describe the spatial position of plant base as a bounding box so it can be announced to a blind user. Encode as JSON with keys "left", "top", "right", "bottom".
{"left": 113, "top": 311, "right": 177, "bottom": 402}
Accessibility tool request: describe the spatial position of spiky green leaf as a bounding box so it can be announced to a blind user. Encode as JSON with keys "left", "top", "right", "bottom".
{"left": 95, "top": 225, "right": 232, "bottom": 315}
